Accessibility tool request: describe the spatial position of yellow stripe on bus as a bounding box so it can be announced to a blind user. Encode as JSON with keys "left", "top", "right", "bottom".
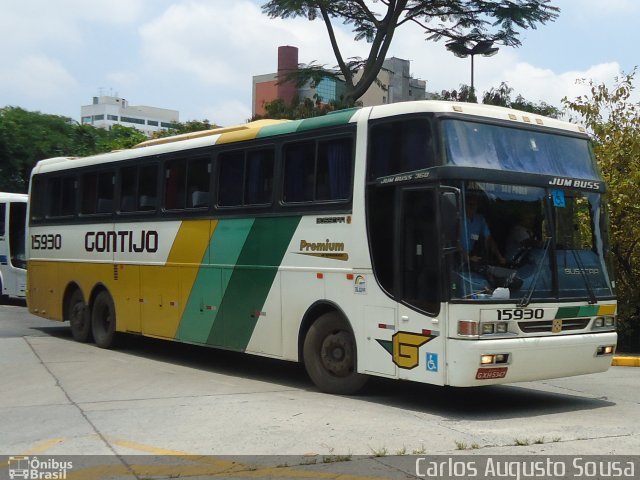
{"left": 141, "top": 220, "right": 216, "bottom": 339}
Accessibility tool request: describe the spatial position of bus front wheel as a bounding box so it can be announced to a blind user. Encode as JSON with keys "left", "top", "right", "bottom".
{"left": 303, "top": 312, "right": 368, "bottom": 395}
{"left": 91, "top": 290, "right": 117, "bottom": 349}
{"left": 68, "top": 289, "right": 92, "bottom": 343}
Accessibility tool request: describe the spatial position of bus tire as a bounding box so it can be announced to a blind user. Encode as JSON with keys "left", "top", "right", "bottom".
{"left": 68, "top": 289, "right": 92, "bottom": 343}
{"left": 91, "top": 290, "right": 118, "bottom": 349}
{"left": 303, "top": 312, "right": 368, "bottom": 395}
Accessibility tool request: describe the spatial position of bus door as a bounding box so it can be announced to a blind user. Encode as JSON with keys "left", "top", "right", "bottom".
{"left": 395, "top": 187, "right": 446, "bottom": 384}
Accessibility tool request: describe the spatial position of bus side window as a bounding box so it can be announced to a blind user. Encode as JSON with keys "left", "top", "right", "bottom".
{"left": 245, "top": 149, "right": 273, "bottom": 205}
{"left": 164, "top": 159, "right": 187, "bottom": 210}
{"left": 283, "top": 142, "right": 315, "bottom": 203}
{"left": 187, "top": 157, "right": 210, "bottom": 208}
{"left": 368, "top": 118, "right": 434, "bottom": 180}
{"left": 138, "top": 165, "right": 158, "bottom": 211}
{"left": 81, "top": 171, "right": 114, "bottom": 214}
{"left": 284, "top": 138, "right": 352, "bottom": 203}
{"left": 218, "top": 149, "right": 273, "bottom": 207}
{"left": 119, "top": 164, "right": 157, "bottom": 213}
{"left": 48, "top": 176, "right": 76, "bottom": 217}
{"left": 317, "top": 138, "right": 352, "bottom": 201}
{"left": 120, "top": 166, "right": 136, "bottom": 212}
{"left": 218, "top": 151, "right": 244, "bottom": 207}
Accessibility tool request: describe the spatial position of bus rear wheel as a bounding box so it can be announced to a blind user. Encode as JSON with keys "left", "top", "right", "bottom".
{"left": 303, "top": 312, "right": 368, "bottom": 395}
{"left": 68, "top": 289, "right": 92, "bottom": 343}
{"left": 91, "top": 290, "right": 117, "bottom": 349}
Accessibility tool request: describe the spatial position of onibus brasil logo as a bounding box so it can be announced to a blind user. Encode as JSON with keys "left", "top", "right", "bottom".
{"left": 7, "top": 456, "right": 73, "bottom": 479}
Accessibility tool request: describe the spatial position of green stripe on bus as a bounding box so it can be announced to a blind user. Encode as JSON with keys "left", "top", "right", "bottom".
{"left": 206, "top": 216, "right": 301, "bottom": 350}
{"left": 176, "top": 218, "right": 255, "bottom": 343}
{"left": 555, "top": 305, "right": 600, "bottom": 319}
{"left": 296, "top": 110, "right": 358, "bottom": 132}
{"left": 256, "top": 120, "right": 303, "bottom": 138}
{"left": 555, "top": 306, "right": 581, "bottom": 319}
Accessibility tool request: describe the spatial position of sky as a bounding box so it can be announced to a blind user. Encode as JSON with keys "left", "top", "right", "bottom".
{"left": 1, "top": 0, "right": 638, "bottom": 127}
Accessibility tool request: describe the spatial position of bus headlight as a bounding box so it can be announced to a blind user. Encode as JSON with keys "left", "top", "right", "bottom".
{"left": 480, "top": 353, "right": 510, "bottom": 365}
{"left": 592, "top": 316, "right": 616, "bottom": 330}
{"left": 596, "top": 345, "right": 615, "bottom": 356}
{"left": 496, "top": 323, "right": 509, "bottom": 334}
{"left": 482, "top": 323, "right": 495, "bottom": 335}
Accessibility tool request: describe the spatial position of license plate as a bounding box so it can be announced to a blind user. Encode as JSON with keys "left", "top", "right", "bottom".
{"left": 476, "top": 367, "right": 508, "bottom": 380}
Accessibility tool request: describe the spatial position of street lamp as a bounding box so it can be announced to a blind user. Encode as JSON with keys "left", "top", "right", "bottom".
{"left": 446, "top": 40, "right": 499, "bottom": 101}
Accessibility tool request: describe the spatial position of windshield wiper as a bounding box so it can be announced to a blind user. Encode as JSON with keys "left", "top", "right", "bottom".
{"left": 518, "top": 237, "right": 551, "bottom": 308}
{"left": 570, "top": 248, "right": 598, "bottom": 304}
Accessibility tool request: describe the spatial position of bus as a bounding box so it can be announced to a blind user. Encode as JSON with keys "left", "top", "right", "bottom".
{"left": 0, "top": 192, "right": 27, "bottom": 300}
{"left": 26, "top": 101, "right": 617, "bottom": 394}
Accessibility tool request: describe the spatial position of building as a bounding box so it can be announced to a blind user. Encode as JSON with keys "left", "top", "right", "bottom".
{"left": 356, "top": 57, "right": 426, "bottom": 107}
{"left": 251, "top": 46, "right": 349, "bottom": 116}
{"left": 81, "top": 95, "right": 179, "bottom": 135}
{"left": 252, "top": 46, "right": 425, "bottom": 116}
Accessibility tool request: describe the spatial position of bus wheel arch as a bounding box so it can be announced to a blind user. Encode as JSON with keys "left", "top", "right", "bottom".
{"left": 300, "top": 303, "right": 368, "bottom": 395}
{"left": 89, "top": 285, "right": 118, "bottom": 349}
{"left": 63, "top": 283, "right": 92, "bottom": 343}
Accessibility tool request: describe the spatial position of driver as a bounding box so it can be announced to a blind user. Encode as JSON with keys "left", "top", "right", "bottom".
{"left": 460, "top": 194, "right": 506, "bottom": 266}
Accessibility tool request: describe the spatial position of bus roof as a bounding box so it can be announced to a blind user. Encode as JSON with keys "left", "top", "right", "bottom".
{"left": 369, "top": 100, "right": 586, "bottom": 134}
{"left": 31, "top": 100, "right": 586, "bottom": 175}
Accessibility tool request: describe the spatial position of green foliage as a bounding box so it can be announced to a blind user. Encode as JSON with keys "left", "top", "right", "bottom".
{"left": 436, "top": 81, "right": 561, "bottom": 117}
{"left": 262, "top": 1, "right": 559, "bottom": 105}
{"left": 150, "top": 119, "right": 219, "bottom": 139}
{"left": 0, "top": 107, "right": 76, "bottom": 192}
{"left": 0, "top": 107, "right": 149, "bottom": 192}
{"left": 563, "top": 71, "right": 640, "bottom": 351}
{"left": 253, "top": 95, "right": 357, "bottom": 120}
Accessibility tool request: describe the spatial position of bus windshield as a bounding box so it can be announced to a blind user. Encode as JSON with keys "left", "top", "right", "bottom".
{"left": 442, "top": 119, "right": 599, "bottom": 179}
{"left": 450, "top": 182, "right": 614, "bottom": 302}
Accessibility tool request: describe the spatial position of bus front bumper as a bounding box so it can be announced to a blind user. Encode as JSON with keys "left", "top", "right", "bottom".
{"left": 446, "top": 332, "right": 618, "bottom": 387}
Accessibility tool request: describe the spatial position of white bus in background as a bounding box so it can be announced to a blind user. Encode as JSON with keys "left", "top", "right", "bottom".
{"left": 0, "top": 192, "right": 28, "bottom": 300}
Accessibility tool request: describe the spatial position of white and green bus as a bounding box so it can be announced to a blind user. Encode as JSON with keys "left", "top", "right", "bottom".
{"left": 0, "top": 192, "right": 27, "bottom": 300}
{"left": 27, "top": 101, "right": 616, "bottom": 394}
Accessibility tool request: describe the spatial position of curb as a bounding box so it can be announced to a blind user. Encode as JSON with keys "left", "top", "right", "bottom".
{"left": 612, "top": 356, "right": 640, "bottom": 367}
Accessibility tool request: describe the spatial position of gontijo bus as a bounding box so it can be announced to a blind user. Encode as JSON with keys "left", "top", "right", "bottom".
{"left": 27, "top": 101, "right": 616, "bottom": 394}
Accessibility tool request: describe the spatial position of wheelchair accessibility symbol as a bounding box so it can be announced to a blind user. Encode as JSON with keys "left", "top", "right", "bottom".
{"left": 426, "top": 353, "right": 438, "bottom": 372}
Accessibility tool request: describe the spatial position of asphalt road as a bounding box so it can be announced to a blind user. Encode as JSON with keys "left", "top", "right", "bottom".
{"left": 1, "top": 303, "right": 638, "bottom": 479}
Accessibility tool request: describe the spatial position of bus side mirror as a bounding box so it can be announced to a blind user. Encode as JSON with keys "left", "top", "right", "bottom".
{"left": 440, "top": 190, "right": 460, "bottom": 248}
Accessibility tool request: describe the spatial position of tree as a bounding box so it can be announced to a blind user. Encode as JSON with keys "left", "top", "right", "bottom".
{"left": 151, "top": 119, "right": 220, "bottom": 139}
{"left": 435, "top": 81, "right": 561, "bottom": 117}
{"left": 563, "top": 71, "right": 640, "bottom": 351}
{"left": 262, "top": 0, "right": 559, "bottom": 105}
{"left": 0, "top": 107, "right": 76, "bottom": 192}
{"left": 0, "top": 107, "right": 148, "bottom": 192}
{"left": 253, "top": 94, "right": 356, "bottom": 120}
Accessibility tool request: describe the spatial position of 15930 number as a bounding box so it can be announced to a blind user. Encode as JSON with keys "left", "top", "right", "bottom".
{"left": 497, "top": 308, "right": 545, "bottom": 321}
{"left": 31, "top": 234, "right": 62, "bottom": 250}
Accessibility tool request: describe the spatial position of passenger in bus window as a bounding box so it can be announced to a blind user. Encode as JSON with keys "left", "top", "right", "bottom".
{"left": 505, "top": 210, "right": 541, "bottom": 265}
{"left": 460, "top": 195, "right": 506, "bottom": 267}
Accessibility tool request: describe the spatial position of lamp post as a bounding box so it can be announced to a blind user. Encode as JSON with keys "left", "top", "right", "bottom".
{"left": 446, "top": 40, "right": 499, "bottom": 101}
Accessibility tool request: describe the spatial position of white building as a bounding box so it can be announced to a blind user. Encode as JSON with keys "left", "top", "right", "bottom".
{"left": 81, "top": 95, "right": 179, "bottom": 135}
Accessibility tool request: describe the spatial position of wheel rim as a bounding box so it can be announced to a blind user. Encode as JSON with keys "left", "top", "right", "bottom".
{"left": 319, "top": 331, "right": 354, "bottom": 378}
